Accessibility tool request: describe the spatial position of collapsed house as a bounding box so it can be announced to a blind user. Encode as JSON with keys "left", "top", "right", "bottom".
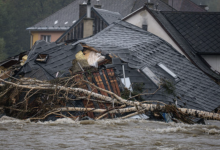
{"left": 1, "top": 21, "right": 220, "bottom": 122}
{"left": 0, "top": 52, "right": 28, "bottom": 80}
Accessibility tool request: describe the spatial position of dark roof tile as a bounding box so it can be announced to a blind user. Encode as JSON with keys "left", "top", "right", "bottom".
{"left": 29, "top": 0, "right": 174, "bottom": 29}
{"left": 77, "top": 20, "right": 220, "bottom": 112}
{"left": 150, "top": 10, "right": 220, "bottom": 80}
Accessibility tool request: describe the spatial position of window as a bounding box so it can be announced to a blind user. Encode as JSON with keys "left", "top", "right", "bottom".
{"left": 157, "top": 63, "right": 180, "bottom": 82}
{"left": 141, "top": 66, "right": 160, "bottom": 86}
{"left": 35, "top": 54, "right": 49, "bottom": 63}
{"left": 142, "top": 25, "right": 148, "bottom": 31}
{"left": 41, "top": 35, "right": 51, "bottom": 42}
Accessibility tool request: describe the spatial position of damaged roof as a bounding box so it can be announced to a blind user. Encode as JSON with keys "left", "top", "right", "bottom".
{"left": 149, "top": 10, "right": 220, "bottom": 80}
{"left": 76, "top": 20, "right": 220, "bottom": 112}
{"left": 18, "top": 40, "right": 83, "bottom": 80}
{"left": 27, "top": 0, "right": 173, "bottom": 30}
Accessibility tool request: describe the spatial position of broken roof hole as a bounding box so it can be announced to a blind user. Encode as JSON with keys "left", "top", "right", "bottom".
{"left": 35, "top": 54, "right": 49, "bottom": 63}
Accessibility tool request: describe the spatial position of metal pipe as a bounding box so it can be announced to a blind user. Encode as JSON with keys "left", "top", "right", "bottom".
{"left": 87, "top": 0, "right": 91, "bottom": 18}
{"left": 122, "top": 65, "right": 126, "bottom": 87}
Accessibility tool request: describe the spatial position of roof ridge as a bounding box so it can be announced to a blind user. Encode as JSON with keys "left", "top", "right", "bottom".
{"left": 93, "top": 7, "right": 121, "bottom": 15}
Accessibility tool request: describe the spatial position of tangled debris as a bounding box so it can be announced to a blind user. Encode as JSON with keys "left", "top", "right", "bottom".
{"left": 0, "top": 75, "right": 220, "bottom": 124}
{"left": 0, "top": 41, "right": 220, "bottom": 124}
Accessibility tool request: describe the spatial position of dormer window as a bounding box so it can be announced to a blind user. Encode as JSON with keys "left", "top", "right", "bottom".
{"left": 36, "top": 54, "right": 49, "bottom": 63}
{"left": 41, "top": 35, "right": 51, "bottom": 42}
{"left": 157, "top": 63, "right": 180, "bottom": 82}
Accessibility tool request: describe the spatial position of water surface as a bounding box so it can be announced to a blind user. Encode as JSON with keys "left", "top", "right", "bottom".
{"left": 0, "top": 116, "right": 219, "bottom": 150}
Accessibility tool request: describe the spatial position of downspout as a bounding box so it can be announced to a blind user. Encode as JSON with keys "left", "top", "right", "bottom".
{"left": 29, "top": 30, "right": 33, "bottom": 48}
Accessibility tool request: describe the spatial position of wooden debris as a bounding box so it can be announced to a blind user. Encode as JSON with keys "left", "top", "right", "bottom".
{"left": 0, "top": 76, "right": 220, "bottom": 123}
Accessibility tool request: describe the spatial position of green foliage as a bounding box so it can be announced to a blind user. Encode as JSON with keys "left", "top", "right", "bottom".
{"left": 121, "top": 83, "right": 145, "bottom": 101}
{"left": 0, "top": 0, "right": 75, "bottom": 60}
{"left": 161, "top": 78, "right": 176, "bottom": 96}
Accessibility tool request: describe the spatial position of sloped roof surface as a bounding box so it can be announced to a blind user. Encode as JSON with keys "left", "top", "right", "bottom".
{"left": 132, "top": 0, "right": 174, "bottom": 11}
{"left": 30, "top": 0, "right": 173, "bottom": 28}
{"left": 19, "top": 40, "right": 83, "bottom": 80}
{"left": 168, "top": 0, "right": 206, "bottom": 12}
{"left": 77, "top": 21, "right": 220, "bottom": 112}
{"left": 161, "top": 11, "right": 220, "bottom": 54}
{"left": 93, "top": 7, "right": 122, "bottom": 24}
{"left": 150, "top": 10, "right": 220, "bottom": 80}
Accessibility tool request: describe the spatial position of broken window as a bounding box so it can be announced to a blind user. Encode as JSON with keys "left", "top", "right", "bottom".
{"left": 41, "top": 35, "right": 51, "bottom": 42}
{"left": 35, "top": 54, "right": 49, "bottom": 63}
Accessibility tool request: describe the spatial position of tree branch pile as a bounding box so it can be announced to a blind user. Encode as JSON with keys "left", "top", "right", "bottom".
{"left": 0, "top": 76, "right": 220, "bottom": 124}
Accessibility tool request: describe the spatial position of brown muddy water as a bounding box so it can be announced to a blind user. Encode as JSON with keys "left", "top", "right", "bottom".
{"left": 0, "top": 116, "right": 220, "bottom": 150}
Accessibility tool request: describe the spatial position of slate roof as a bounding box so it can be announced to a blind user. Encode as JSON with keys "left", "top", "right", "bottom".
{"left": 27, "top": 0, "right": 173, "bottom": 30}
{"left": 18, "top": 40, "right": 83, "bottom": 80}
{"left": 161, "top": 11, "right": 220, "bottom": 54}
{"left": 56, "top": 7, "right": 121, "bottom": 43}
{"left": 167, "top": 0, "right": 206, "bottom": 12}
{"left": 93, "top": 7, "right": 122, "bottom": 24}
{"left": 149, "top": 10, "right": 220, "bottom": 80}
{"left": 76, "top": 20, "right": 220, "bottom": 112}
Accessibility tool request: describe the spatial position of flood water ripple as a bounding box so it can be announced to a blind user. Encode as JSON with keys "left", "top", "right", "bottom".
{"left": 0, "top": 116, "right": 219, "bottom": 150}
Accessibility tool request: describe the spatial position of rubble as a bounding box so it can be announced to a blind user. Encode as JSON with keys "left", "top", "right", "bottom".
{"left": 0, "top": 41, "right": 220, "bottom": 124}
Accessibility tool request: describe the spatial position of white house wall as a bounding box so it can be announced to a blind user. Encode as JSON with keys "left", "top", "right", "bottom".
{"left": 125, "top": 10, "right": 184, "bottom": 55}
{"left": 202, "top": 55, "right": 220, "bottom": 73}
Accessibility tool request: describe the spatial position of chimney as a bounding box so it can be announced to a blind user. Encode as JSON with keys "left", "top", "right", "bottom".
{"left": 94, "top": 5, "right": 102, "bottom": 9}
{"left": 79, "top": 2, "right": 87, "bottom": 18}
{"left": 94, "top": 0, "right": 102, "bottom": 9}
{"left": 87, "top": 0, "right": 91, "bottom": 18}
{"left": 199, "top": 4, "right": 209, "bottom": 11}
{"left": 145, "top": 0, "right": 154, "bottom": 9}
{"left": 83, "top": 0, "right": 94, "bottom": 38}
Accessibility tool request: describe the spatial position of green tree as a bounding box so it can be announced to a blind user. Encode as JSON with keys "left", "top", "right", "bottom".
{"left": 0, "top": 0, "right": 75, "bottom": 59}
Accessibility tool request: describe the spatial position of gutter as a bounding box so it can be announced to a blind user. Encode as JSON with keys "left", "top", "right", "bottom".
{"left": 26, "top": 26, "right": 70, "bottom": 31}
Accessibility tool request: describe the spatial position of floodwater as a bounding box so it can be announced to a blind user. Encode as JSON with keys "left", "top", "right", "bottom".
{"left": 0, "top": 116, "right": 220, "bottom": 150}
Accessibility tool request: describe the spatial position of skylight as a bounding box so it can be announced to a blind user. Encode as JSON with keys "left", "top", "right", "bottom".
{"left": 141, "top": 66, "right": 160, "bottom": 86}
{"left": 157, "top": 63, "right": 179, "bottom": 80}
{"left": 65, "top": 22, "right": 68, "bottom": 24}
{"left": 54, "top": 20, "right": 58, "bottom": 24}
{"left": 72, "top": 20, "right": 76, "bottom": 24}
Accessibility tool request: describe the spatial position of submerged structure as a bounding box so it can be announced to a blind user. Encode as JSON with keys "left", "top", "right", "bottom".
{"left": 1, "top": 20, "right": 220, "bottom": 123}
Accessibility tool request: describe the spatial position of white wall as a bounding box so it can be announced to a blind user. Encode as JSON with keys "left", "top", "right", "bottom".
{"left": 202, "top": 55, "right": 220, "bottom": 73}
{"left": 125, "top": 9, "right": 184, "bottom": 55}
